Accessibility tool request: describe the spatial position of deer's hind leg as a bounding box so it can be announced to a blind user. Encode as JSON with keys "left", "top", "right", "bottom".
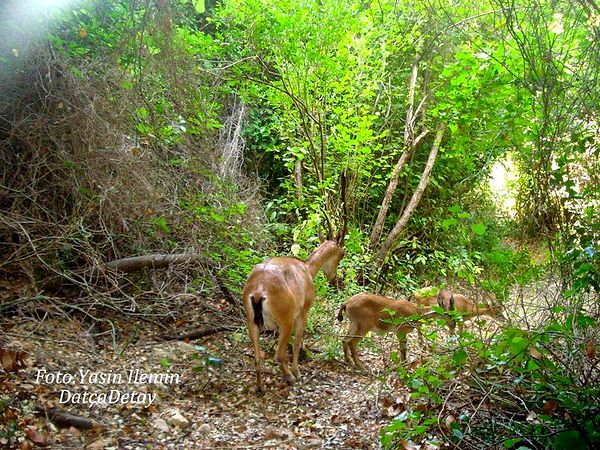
{"left": 291, "top": 310, "right": 308, "bottom": 379}
{"left": 344, "top": 322, "right": 367, "bottom": 371}
{"left": 275, "top": 318, "right": 296, "bottom": 384}
{"left": 247, "top": 322, "right": 264, "bottom": 393}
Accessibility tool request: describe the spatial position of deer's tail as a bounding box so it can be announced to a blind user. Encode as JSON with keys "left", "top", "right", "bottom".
{"left": 250, "top": 295, "right": 265, "bottom": 329}
{"left": 337, "top": 303, "right": 347, "bottom": 322}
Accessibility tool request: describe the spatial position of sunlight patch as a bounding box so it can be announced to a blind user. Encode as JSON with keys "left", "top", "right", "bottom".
{"left": 490, "top": 154, "right": 519, "bottom": 217}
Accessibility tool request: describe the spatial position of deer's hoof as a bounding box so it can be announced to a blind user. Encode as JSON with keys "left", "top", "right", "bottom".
{"left": 286, "top": 373, "right": 297, "bottom": 384}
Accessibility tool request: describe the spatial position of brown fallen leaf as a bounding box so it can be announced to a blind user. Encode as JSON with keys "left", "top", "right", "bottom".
{"left": 445, "top": 414, "right": 456, "bottom": 428}
{"left": 423, "top": 443, "right": 440, "bottom": 450}
{"left": 87, "top": 439, "right": 107, "bottom": 450}
{"left": 542, "top": 399, "right": 559, "bottom": 416}
{"left": 381, "top": 397, "right": 393, "bottom": 408}
{"left": 586, "top": 341, "right": 596, "bottom": 360}
{"left": 0, "top": 348, "right": 28, "bottom": 372}
{"left": 25, "top": 426, "right": 48, "bottom": 447}
{"left": 529, "top": 345, "right": 543, "bottom": 359}
{"left": 401, "top": 439, "right": 420, "bottom": 450}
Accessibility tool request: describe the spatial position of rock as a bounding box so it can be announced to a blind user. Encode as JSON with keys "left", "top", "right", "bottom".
{"left": 304, "top": 438, "right": 324, "bottom": 448}
{"left": 173, "top": 341, "right": 198, "bottom": 355}
{"left": 87, "top": 439, "right": 106, "bottom": 449}
{"left": 153, "top": 418, "right": 169, "bottom": 433}
{"left": 164, "top": 409, "right": 189, "bottom": 429}
{"left": 198, "top": 423, "right": 211, "bottom": 435}
{"left": 264, "top": 426, "right": 294, "bottom": 440}
{"left": 67, "top": 426, "right": 82, "bottom": 437}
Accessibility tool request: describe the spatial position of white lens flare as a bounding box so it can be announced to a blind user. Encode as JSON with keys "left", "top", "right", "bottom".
{"left": 1, "top": 0, "right": 78, "bottom": 61}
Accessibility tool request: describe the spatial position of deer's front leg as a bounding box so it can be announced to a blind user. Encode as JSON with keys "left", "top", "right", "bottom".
{"left": 291, "top": 311, "right": 308, "bottom": 379}
{"left": 396, "top": 330, "right": 408, "bottom": 362}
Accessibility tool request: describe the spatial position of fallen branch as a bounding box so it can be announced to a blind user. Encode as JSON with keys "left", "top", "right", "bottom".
{"left": 211, "top": 272, "right": 240, "bottom": 308}
{"left": 36, "top": 406, "right": 101, "bottom": 430}
{"left": 161, "top": 325, "right": 233, "bottom": 341}
{"left": 41, "top": 253, "right": 217, "bottom": 293}
{"left": 102, "top": 253, "right": 242, "bottom": 310}
{"left": 104, "top": 253, "right": 216, "bottom": 273}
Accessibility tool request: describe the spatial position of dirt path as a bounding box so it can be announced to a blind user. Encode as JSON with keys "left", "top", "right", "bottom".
{"left": 2, "top": 318, "right": 403, "bottom": 449}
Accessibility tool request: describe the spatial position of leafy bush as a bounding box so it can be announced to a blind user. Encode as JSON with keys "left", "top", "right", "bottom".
{"left": 382, "top": 311, "right": 600, "bottom": 449}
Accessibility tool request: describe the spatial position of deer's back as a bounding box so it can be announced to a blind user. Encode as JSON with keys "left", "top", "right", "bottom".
{"left": 345, "top": 293, "right": 418, "bottom": 333}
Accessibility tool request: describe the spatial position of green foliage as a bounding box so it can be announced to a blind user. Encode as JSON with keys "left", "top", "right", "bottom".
{"left": 177, "top": 185, "right": 266, "bottom": 288}
{"left": 383, "top": 312, "right": 600, "bottom": 449}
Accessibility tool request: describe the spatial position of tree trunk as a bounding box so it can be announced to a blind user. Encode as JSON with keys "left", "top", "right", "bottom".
{"left": 294, "top": 157, "right": 303, "bottom": 202}
{"left": 370, "top": 59, "right": 428, "bottom": 247}
{"left": 369, "top": 148, "right": 412, "bottom": 247}
{"left": 375, "top": 124, "right": 446, "bottom": 265}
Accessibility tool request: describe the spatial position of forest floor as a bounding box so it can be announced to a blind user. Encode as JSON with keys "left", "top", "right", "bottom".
{"left": 1, "top": 301, "right": 428, "bottom": 450}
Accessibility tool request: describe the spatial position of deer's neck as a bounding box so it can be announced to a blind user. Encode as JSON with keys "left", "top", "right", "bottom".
{"left": 472, "top": 306, "right": 491, "bottom": 317}
{"left": 306, "top": 242, "right": 334, "bottom": 278}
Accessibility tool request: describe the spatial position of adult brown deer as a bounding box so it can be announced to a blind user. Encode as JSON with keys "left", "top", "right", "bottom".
{"left": 243, "top": 239, "right": 345, "bottom": 392}
{"left": 412, "top": 286, "right": 452, "bottom": 308}
{"left": 337, "top": 293, "right": 438, "bottom": 370}
{"left": 437, "top": 291, "right": 503, "bottom": 334}
{"left": 412, "top": 287, "right": 503, "bottom": 333}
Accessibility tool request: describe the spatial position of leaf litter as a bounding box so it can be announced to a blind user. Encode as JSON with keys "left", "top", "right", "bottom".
{"left": 0, "top": 312, "right": 423, "bottom": 449}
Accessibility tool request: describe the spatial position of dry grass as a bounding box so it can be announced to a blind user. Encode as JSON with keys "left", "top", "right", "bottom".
{"left": 0, "top": 42, "right": 268, "bottom": 332}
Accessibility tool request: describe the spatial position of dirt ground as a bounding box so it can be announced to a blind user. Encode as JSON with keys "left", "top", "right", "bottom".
{"left": 1, "top": 311, "right": 418, "bottom": 450}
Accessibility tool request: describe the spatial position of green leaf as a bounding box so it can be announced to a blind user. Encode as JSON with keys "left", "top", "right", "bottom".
{"left": 210, "top": 211, "right": 225, "bottom": 222}
{"left": 136, "top": 107, "right": 149, "bottom": 119}
{"left": 410, "top": 378, "right": 423, "bottom": 389}
{"left": 509, "top": 336, "right": 528, "bottom": 356}
{"left": 502, "top": 438, "right": 522, "bottom": 448}
{"left": 192, "top": 0, "right": 205, "bottom": 14}
{"left": 442, "top": 218, "right": 459, "bottom": 229}
{"left": 159, "top": 357, "right": 171, "bottom": 369}
{"left": 154, "top": 216, "right": 171, "bottom": 233}
{"left": 471, "top": 223, "right": 487, "bottom": 235}
{"left": 526, "top": 359, "right": 540, "bottom": 371}
{"left": 552, "top": 430, "right": 586, "bottom": 450}
{"left": 453, "top": 349, "right": 468, "bottom": 365}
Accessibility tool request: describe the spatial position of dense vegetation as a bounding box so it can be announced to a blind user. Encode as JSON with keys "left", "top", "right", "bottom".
{"left": 1, "top": 0, "right": 598, "bottom": 448}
